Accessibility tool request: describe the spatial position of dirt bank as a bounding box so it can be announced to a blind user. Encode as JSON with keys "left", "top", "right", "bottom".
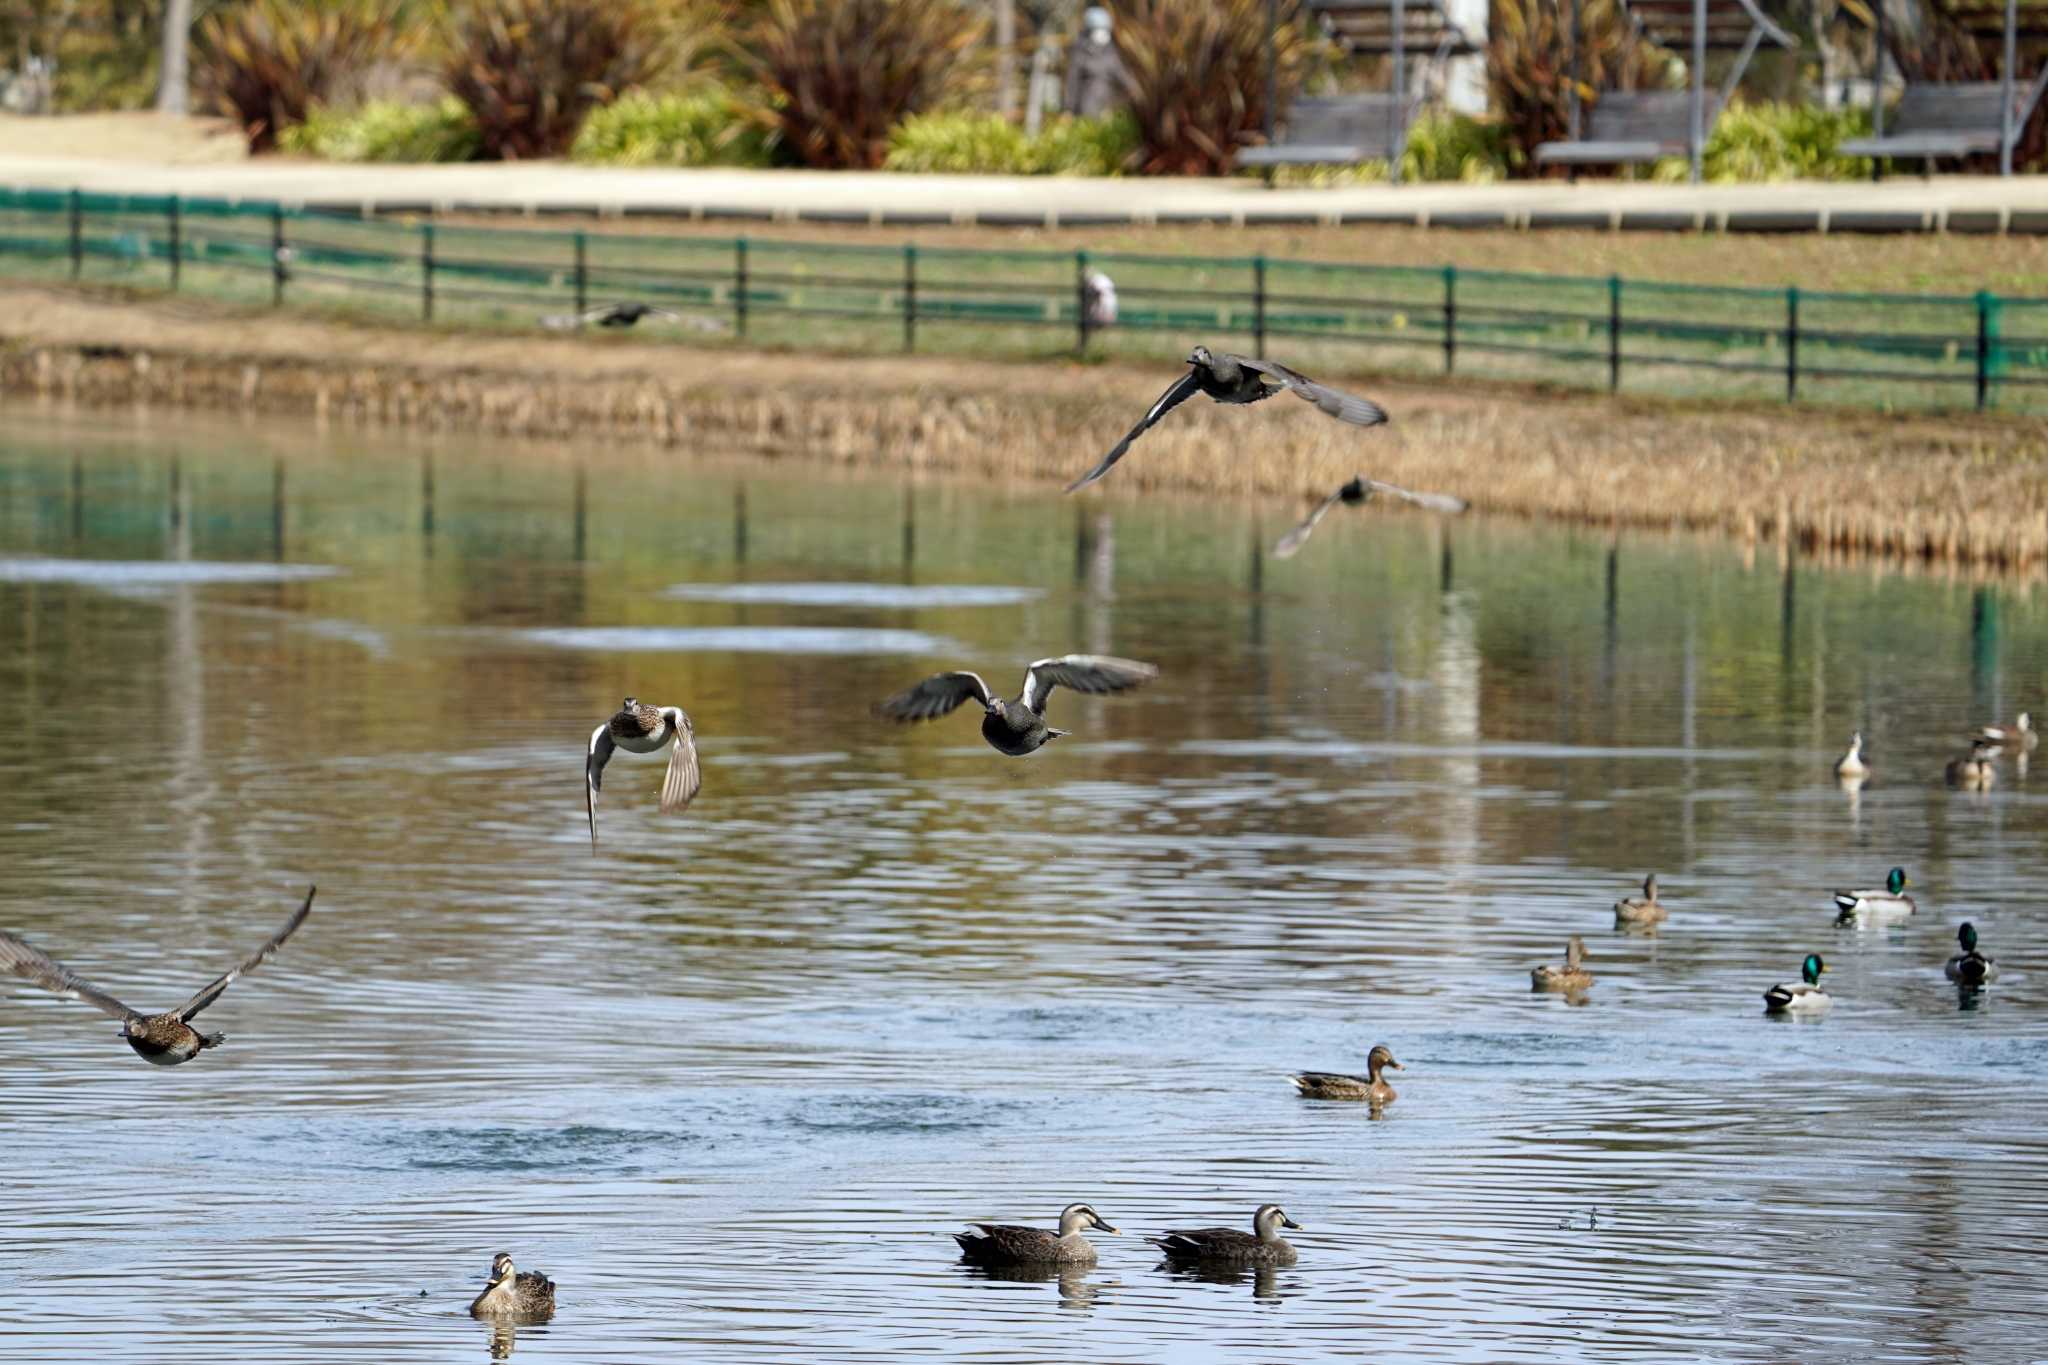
{"left": 4, "top": 283, "right": 2043, "bottom": 570}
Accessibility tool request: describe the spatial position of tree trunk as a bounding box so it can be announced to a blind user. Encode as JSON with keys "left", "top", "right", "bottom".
{"left": 156, "top": 0, "right": 192, "bottom": 114}
{"left": 996, "top": 0, "right": 1017, "bottom": 117}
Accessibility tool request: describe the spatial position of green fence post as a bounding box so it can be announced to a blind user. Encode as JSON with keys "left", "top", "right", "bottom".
{"left": 734, "top": 237, "right": 748, "bottom": 338}
{"left": 1075, "top": 250, "right": 1091, "bottom": 355}
{"left": 421, "top": 222, "right": 435, "bottom": 322}
{"left": 270, "top": 204, "right": 286, "bottom": 308}
{"left": 1442, "top": 265, "right": 1457, "bottom": 374}
{"left": 167, "top": 196, "right": 181, "bottom": 291}
{"left": 1976, "top": 289, "right": 1994, "bottom": 411}
{"left": 68, "top": 188, "right": 81, "bottom": 280}
{"left": 1785, "top": 286, "right": 1798, "bottom": 403}
{"left": 573, "top": 231, "right": 587, "bottom": 317}
{"left": 1607, "top": 275, "right": 1622, "bottom": 392}
{"left": 903, "top": 244, "right": 917, "bottom": 353}
{"left": 1253, "top": 255, "right": 1267, "bottom": 359}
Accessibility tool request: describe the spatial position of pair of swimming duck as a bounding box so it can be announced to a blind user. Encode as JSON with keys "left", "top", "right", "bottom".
{"left": 957, "top": 1202, "right": 1305, "bottom": 1268}
{"left": 1834, "top": 713, "right": 2034, "bottom": 791}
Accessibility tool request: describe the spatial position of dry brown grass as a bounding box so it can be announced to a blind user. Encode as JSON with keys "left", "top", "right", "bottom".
{"left": 3, "top": 282, "right": 2044, "bottom": 572}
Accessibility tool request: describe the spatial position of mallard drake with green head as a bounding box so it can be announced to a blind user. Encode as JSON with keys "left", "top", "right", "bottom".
{"left": 0, "top": 887, "right": 314, "bottom": 1065}
{"left": 469, "top": 1252, "right": 555, "bottom": 1321}
{"left": 1945, "top": 738, "right": 1998, "bottom": 791}
{"left": 1834, "top": 732, "right": 1869, "bottom": 780}
{"left": 954, "top": 1203, "right": 1118, "bottom": 1265}
{"left": 1832, "top": 867, "right": 1914, "bottom": 922}
{"left": 1613, "top": 874, "right": 1667, "bottom": 927}
{"left": 1292, "top": 1043, "right": 1403, "bottom": 1103}
{"left": 1151, "top": 1204, "right": 1303, "bottom": 1267}
{"left": 1764, "top": 953, "right": 1831, "bottom": 1014}
{"left": 1531, "top": 936, "right": 1593, "bottom": 992}
{"left": 1945, "top": 922, "right": 1997, "bottom": 987}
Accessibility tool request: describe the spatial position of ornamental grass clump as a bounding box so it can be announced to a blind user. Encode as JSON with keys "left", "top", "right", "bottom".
{"left": 739, "top": 0, "right": 986, "bottom": 170}
{"left": 443, "top": 0, "right": 669, "bottom": 160}
{"left": 1486, "top": 0, "right": 1666, "bottom": 173}
{"left": 1113, "top": 0, "right": 1321, "bottom": 176}
{"left": 197, "top": 0, "right": 405, "bottom": 152}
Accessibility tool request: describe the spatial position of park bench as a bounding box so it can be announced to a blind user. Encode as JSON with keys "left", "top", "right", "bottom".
{"left": 1536, "top": 90, "right": 1716, "bottom": 170}
{"left": 1841, "top": 79, "right": 2048, "bottom": 171}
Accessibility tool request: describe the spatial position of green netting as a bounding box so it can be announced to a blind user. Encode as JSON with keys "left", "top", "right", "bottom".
{"left": 0, "top": 188, "right": 2036, "bottom": 413}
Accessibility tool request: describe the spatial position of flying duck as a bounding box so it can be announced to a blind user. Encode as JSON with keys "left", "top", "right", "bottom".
{"left": 585, "top": 698, "right": 700, "bottom": 851}
{"left": 874, "top": 655, "right": 1157, "bottom": 756}
{"left": 0, "top": 886, "right": 315, "bottom": 1065}
{"left": 1271, "top": 475, "right": 1468, "bottom": 557}
{"left": 1065, "top": 346, "right": 1388, "bottom": 491}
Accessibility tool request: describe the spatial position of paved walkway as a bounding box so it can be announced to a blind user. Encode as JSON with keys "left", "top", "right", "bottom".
{"left": 5, "top": 153, "right": 2048, "bottom": 233}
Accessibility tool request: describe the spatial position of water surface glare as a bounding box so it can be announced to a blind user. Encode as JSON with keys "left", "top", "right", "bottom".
{"left": 2, "top": 414, "right": 2046, "bottom": 1362}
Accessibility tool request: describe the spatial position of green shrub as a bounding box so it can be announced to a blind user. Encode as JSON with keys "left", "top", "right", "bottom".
{"left": 1399, "top": 108, "right": 1516, "bottom": 183}
{"left": 281, "top": 97, "right": 482, "bottom": 162}
{"left": 1654, "top": 100, "right": 1874, "bottom": 182}
{"left": 882, "top": 111, "right": 1136, "bottom": 174}
{"left": 571, "top": 88, "right": 776, "bottom": 166}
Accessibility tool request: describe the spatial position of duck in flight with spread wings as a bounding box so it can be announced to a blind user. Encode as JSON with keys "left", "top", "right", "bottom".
{"left": 585, "top": 698, "right": 701, "bottom": 851}
{"left": 0, "top": 886, "right": 315, "bottom": 1065}
{"left": 874, "top": 655, "right": 1158, "bottom": 756}
{"left": 1272, "top": 475, "right": 1468, "bottom": 557}
{"left": 1065, "top": 346, "right": 1389, "bottom": 492}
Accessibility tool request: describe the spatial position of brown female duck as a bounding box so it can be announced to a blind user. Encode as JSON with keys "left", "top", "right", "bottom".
{"left": 469, "top": 1252, "right": 555, "bottom": 1321}
{"left": 1292, "top": 1044, "right": 1403, "bottom": 1103}
{"left": 1531, "top": 936, "right": 1593, "bottom": 992}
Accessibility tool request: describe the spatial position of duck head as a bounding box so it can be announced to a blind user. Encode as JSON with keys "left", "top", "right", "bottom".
{"left": 1958, "top": 922, "right": 1979, "bottom": 953}
{"left": 1885, "top": 867, "right": 1909, "bottom": 895}
{"left": 1366, "top": 1044, "right": 1403, "bottom": 1078}
{"left": 1254, "top": 1204, "right": 1303, "bottom": 1240}
{"left": 484, "top": 1252, "right": 515, "bottom": 1289}
{"left": 1802, "top": 953, "right": 1828, "bottom": 986}
{"left": 1186, "top": 345, "right": 1214, "bottom": 368}
{"left": 1058, "top": 1203, "right": 1119, "bottom": 1236}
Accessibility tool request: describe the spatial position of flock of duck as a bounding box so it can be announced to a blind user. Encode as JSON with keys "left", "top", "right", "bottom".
{"left": 0, "top": 344, "right": 2015, "bottom": 1319}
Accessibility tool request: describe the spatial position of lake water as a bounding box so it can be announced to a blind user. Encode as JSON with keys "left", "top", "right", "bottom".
{"left": 1, "top": 411, "right": 2044, "bottom": 1363}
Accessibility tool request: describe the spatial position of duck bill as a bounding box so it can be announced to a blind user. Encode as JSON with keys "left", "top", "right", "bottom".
{"left": 1282, "top": 1218, "right": 1304, "bottom": 1230}
{"left": 1099, "top": 1223, "right": 1122, "bottom": 1235}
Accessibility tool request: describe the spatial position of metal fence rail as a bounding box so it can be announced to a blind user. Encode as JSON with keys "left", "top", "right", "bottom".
{"left": 2, "top": 186, "right": 2041, "bottom": 413}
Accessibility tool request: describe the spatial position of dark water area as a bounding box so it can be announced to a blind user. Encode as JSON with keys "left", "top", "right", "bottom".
{"left": 1, "top": 412, "right": 2045, "bottom": 1362}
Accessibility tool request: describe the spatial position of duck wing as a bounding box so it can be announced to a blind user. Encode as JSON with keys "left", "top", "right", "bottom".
{"left": 1021, "top": 655, "right": 1159, "bottom": 716}
{"left": 0, "top": 930, "right": 143, "bottom": 1022}
{"left": 660, "top": 711, "right": 702, "bottom": 816}
{"left": 585, "top": 723, "right": 616, "bottom": 852}
{"left": 874, "top": 671, "right": 995, "bottom": 722}
{"left": 1236, "top": 357, "right": 1389, "bottom": 427}
{"left": 1064, "top": 370, "right": 1203, "bottom": 492}
{"left": 1271, "top": 482, "right": 1355, "bottom": 559}
{"left": 175, "top": 885, "right": 316, "bottom": 1021}
{"left": 958, "top": 1224, "right": 1055, "bottom": 1259}
{"left": 1152, "top": 1227, "right": 1254, "bottom": 1257}
{"left": 1358, "top": 476, "right": 1467, "bottom": 515}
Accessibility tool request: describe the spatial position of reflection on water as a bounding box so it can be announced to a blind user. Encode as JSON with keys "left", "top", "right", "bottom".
{"left": 2, "top": 412, "right": 2047, "bottom": 1362}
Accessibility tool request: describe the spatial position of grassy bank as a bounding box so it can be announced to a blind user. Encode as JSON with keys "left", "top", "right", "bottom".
{"left": 2, "top": 283, "right": 2044, "bottom": 573}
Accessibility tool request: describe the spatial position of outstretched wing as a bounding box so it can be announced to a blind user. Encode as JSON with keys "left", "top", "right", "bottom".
{"left": 1064, "top": 370, "right": 1204, "bottom": 492}
{"left": 660, "top": 710, "right": 702, "bottom": 816}
{"left": 1021, "top": 655, "right": 1159, "bottom": 716}
{"left": 1272, "top": 484, "right": 1355, "bottom": 559}
{"left": 874, "top": 672, "right": 995, "bottom": 722}
{"left": 1237, "top": 358, "right": 1389, "bottom": 428}
{"left": 1359, "top": 476, "right": 1466, "bottom": 515}
{"left": 0, "top": 930, "right": 142, "bottom": 1022}
{"left": 586, "top": 723, "right": 616, "bottom": 852}
{"left": 175, "top": 885, "right": 316, "bottom": 1022}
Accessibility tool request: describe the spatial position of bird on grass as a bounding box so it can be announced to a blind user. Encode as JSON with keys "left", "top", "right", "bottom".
{"left": 1531, "top": 936, "right": 1593, "bottom": 993}
{"left": 1945, "top": 922, "right": 1997, "bottom": 987}
{"left": 541, "top": 302, "right": 684, "bottom": 331}
{"left": 1946, "top": 737, "right": 1998, "bottom": 791}
{"left": 1271, "top": 475, "right": 1468, "bottom": 557}
{"left": 874, "top": 655, "right": 1157, "bottom": 757}
{"left": 954, "top": 1203, "right": 1119, "bottom": 1266}
{"left": 1065, "top": 346, "right": 1388, "bottom": 492}
{"left": 1613, "top": 874, "right": 1667, "bottom": 928}
{"left": 1292, "top": 1043, "right": 1404, "bottom": 1104}
{"left": 1152, "top": 1204, "right": 1304, "bottom": 1267}
{"left": 1833, "top": 867, "right": 1914, "bottom": 922}
{"left": 469, "top": 1252, "right": 555, "bottom": 1321}
{"left": 1764, "top": 953, "right": 1831, "bottom": 1014}
{"left": 0, "top": 886, "right": 315, "bottom": 1065}
{"left": 585, "top": 698, "right": 700, "bottom": 852}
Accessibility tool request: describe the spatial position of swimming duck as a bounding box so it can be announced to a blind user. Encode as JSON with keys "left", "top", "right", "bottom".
{"left": 1833, "top": 867, "right": 1914, "bottom": 921}
{"left": 1945, "top": 922, "right": 1997, "bottom": 986}
{"left": 1945, "top": 738, "right": 1997, "bottom": 791}
{"left": 1834, "top": 732, "right": 1869, "bottom": 779}
{"left": 1065, "top": 346, "right": 1387, "bottom": 491}
{"left": 874, "top": 654, "right": 1158, "bottom": 756}
{"left": 585, "top": 698, "right": 700, "bottom": 851}
{"left": 469, "top": 1252, "right": 555, "bottom": 1320}
{"left": 1271, "top": 475, "right": 1467, "bottom": 557}
{"left": 0, "top": 887, "right": 315, "bottom": 1065}
{"left": 1763, "top": 953, "right": 1831, "bottom": 1013}
{"left": 1292, "top": 1043, "right": 1403, "bottom": 1103}
{"left": 1531, "top": 936, "right": 1593, "bottom": 992}
{"left": 1612, "top": 874, "right": 1667, "bottom": 927}
{"left": 1152, "top": 1204, "right": 1303, "bottom": 1266}
{"left": 1974, "top": 712, "right": 2034, "bottom": 751}
{"left": 954, "top": 1203, "right": 1119, "bottom": 1265}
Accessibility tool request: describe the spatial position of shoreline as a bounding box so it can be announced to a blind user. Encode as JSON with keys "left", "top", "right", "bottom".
{"left": 3, "top": 283, "right": 2044, "bottom": 573}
